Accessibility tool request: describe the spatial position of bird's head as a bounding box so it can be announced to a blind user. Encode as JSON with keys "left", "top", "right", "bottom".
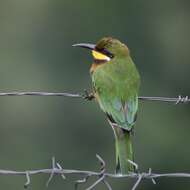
{"left": 72, "top": 37, "right": 129, "bottom": 63}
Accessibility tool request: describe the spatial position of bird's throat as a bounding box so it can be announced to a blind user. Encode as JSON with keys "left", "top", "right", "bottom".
{"left": 90, "top": 61, "right": 106, "bottom": 73}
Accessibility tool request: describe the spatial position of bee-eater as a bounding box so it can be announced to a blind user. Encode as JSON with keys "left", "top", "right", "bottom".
{"left": 73, "top": 37, "right": 140, "bottom": 174}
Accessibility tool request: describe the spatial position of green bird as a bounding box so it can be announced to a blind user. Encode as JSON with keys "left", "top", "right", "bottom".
{"left": 73, "top": 37, "right": 140, "bottom": 174}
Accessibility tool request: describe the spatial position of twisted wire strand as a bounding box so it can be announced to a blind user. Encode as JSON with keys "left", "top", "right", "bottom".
{"left": 0, "top": 91, "right": 189, "bottom": 104}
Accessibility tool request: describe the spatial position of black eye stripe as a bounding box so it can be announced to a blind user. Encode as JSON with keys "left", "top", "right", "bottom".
{"left": 102, "top": 49, "right": 114, "bottom": 58}
{"left": 95, "top": 48, "right": 114, "bottom": 58}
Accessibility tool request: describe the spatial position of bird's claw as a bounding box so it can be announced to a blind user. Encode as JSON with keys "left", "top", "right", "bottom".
{"left": 82, "top": 89, "right": 95, "bottom": 101}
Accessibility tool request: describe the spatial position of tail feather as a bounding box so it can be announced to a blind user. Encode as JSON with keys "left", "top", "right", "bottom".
{"left": 114, "top": 127, "right": 135, "bottom": 174}
{"left": 107, "top": 117, "right": 135, "bottom": 174}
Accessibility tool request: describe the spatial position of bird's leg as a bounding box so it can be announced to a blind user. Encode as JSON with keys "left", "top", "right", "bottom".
{"left": 83, "top": 89, "right": 95, "bottom": 100}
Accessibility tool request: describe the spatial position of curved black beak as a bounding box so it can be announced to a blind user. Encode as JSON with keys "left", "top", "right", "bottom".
{"left": 72, "top": 43, "right": 96, "bottom": 50}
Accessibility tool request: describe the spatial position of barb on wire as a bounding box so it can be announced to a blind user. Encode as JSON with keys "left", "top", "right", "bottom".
{"left": 139, "top": 95, "right": 190, "bottom": 104}
{"left": 46, "top": 156, "right": 56, "bottom": 187}
{"left": 0, "top": 90, "right": 189, "bottom": 104}
{"left": 77, "top": 154, "right": 108, "bottom": 190}
{"left": 0, "top": 156, "right": 189, "bottom": 190}
{"left": 103, "top": 180, "right": 112, "bottom": 190}
{"left": 131, "top": 174, "right": 143, "bottom": 190}
{"left": 56, "top": 162, "right": 66, "bottom": 180}
{"left": 128, "top": 159, "right": 139, "bottom": 172}
{"left": 75, "top": 174, "right": 90, "bottom": 190}
{"left": 148, "top": 168, "right": 156, "bottom": 185}
{"left": 24, "top": 171, "right": 31, "bottom": 189}
{"left": 86, "top": 175, "right": 105, "bottom": 190}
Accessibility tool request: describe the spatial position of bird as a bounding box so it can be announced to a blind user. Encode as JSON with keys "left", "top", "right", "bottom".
{"left": 73, "top": 37, "right": 140, "bottom": 175}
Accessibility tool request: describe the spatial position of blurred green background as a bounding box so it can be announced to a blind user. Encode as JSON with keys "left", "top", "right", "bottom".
{"left": 0, "top": 0, "right": 189, "bottom": 189}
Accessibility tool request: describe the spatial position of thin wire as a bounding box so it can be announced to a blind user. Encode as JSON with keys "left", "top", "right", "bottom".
{"left": 0, "top": 91, "right": 81, "bottom": 98}
{"left": 0, "top": 91, "right": 189, "bottom": 104}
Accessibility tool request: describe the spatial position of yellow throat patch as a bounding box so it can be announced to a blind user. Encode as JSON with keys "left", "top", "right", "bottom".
{"left": 92, "top": 50, "right": 111, "bottom": 62}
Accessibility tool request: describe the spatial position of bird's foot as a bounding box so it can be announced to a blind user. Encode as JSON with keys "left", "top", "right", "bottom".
{"left": 82, "top": 89, "right": 95, "bottom": 101}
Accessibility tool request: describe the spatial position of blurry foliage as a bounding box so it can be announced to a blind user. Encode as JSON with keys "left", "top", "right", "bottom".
{"left": 0, "top": 0, "right": 189, "bottom": 189}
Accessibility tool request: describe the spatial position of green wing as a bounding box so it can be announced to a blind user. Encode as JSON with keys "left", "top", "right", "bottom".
{"left": 92, "top": 58, "right": 140, "bottom": 131}
{"left": 97, "top": 91, "right": 138, "bottom": 131}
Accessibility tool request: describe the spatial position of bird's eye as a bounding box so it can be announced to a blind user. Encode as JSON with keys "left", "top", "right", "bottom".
{"left": 101, "top": 49, "right": 114, "bottom": 59}
{"left": 92, "top": 50, "right": 111, "bottom": 61}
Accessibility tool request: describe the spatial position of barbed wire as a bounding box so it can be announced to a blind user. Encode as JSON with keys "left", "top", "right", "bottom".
{"left": 0, "top": 90, "right": 189, "bottom": 104}
{"left": 1, "top": 155, "right": 190, "bottom": 190}
{"left": 0, "top": 91, "right": 189, "bottom": 189}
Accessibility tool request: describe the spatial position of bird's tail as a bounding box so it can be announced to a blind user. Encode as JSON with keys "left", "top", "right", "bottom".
{"left": 113, "top": 127, "right": 135, "bottom": 174}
